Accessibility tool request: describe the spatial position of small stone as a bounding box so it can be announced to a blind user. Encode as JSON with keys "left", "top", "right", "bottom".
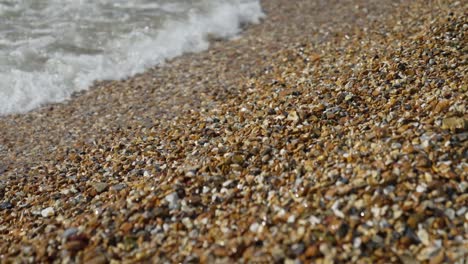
{"left": 64, "top": 238, "right": 88, "bottom": 253}
{"left": 428, "top": 249, "right": 445, "bottom": 264}
{"left": 231, "top": 154, "right": 245, "bottom": 165}
{"left": 249, "top": 222, "right": 260, "bottom": 233}
{"left": 305, "top": 245, "right": 319, "bottom": 257}
{"left": 456, "top": 207, "right": 466, "bottom": 216}
{"left": 417, "top": 228, "right": 430, "bottom": 246}
{"left": 45, "top": 224, "right": 56, "bottom": 233}
{"left": 287, "top": 215, "right": 296, "bottom": 223}
{"left": 84, "top": 253, "right": 107, "bottom": 264}
{"left": 399, "top": 254, "right": 419, "bottom": 264}
{"left": 41, "top": 207, "right": 55, "bottom": 217}
{"left": 304, "top": 160, "right": 314, "bottom": 172}
{"left": 407, "top": 214, "right": 423, "bottom": 229}
{"left": 120, "top": 222, "right": 133, "bottom": 233}
{"left": 290, "top": 243, "right": 305, "bottom": 257}
{"left": 441, "top": 117, "right": 467, "bottom": 131}
{"left": 188, "top": 195, "right": 202, "bottom": 206}
{"left": 165, "top": 192, "right": 180, "bottom": 210}
{"left": 213, "top": 246, "right": 229, "bottom": 257}
{"left": 0, "top": 201, "right": 13, "bottom": 210}
{"left": 433, "top": 100, "right": 450, "bottom": 113}
{"left": 111, "top": 183, "right": 126, "bottom": 191}
{"left": 63, "top": 228, "right": 79, "bottom": 240}
{"left": 415, "top": 155, "right": 431, "bottom": 168}
{"left": 287, "top": 110, "right": 300, "bottom": 122}
{"left": 92, "top": 182, "right": 108, "bottom": 193}
{"left": 444, "top": 208, "right": 455, "bottom": 220}
{"left": 416, "top": 184, "right": 427, "bottom": 193}
{"left": 403, "top": 227, "right": 420, "bottom": 244}
{"left": 182, "top": 217, "right": 193, "bottom": 229}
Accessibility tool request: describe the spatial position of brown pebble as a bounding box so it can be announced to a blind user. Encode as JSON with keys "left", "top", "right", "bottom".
{"left": 305, "top": 245, "right": 320, "bottom": 257}
{"left": 428, "top": 249, "right": 445, "bottom": 264}
{"left": 441, "top": 117, "right": 467, "bottom": 131}
{"left": 120, "top": 222, "right": 133, "bottom": 233}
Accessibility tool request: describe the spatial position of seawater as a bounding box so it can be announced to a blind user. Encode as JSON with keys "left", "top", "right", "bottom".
{"left": 0, "top": 0, "right": 264, "bottom": 115}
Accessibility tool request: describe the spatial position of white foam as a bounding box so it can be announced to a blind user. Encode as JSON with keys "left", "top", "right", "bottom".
{"left": 0, "top": 0, "right": 264, "bottom": 115}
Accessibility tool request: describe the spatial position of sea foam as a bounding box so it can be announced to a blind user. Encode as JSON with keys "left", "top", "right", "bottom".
{"left": 0, "top": 0, "right": 264, "bottom": 115}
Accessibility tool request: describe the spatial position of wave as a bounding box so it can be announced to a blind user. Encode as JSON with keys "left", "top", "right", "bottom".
{"left": 0, "top": 0, "right": 264, "bottom": 115}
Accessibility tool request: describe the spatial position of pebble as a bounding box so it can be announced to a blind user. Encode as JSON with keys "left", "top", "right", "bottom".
{"left": 110, "top": 183, "right": 126, "bottom": 192}
{"left": 417, "top": 228, "right": 430, "bottom": 246}
{"left": 165, "top": 192, "right": 180, "bottom": 210}
{"left": 92, "top": 182, "right": 108, "bottom": 193}
{"left": 0, "top": 201, "right": 13, "bottom": 210}
{"left": 41, "top": 207, "right": 55, "bottom": 218}
{"left": 62, "top": 228, "right": 79, "bottom": 240}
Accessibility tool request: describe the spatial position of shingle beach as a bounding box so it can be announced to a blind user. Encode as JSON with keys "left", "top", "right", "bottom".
{"left": 0, "top": 0, "right": 467, "bottom": 263}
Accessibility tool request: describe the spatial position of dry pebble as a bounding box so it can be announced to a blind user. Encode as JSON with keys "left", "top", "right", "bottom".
{"left": 41, "top": 207, "right": 55, "bottom": 218}
{"left": 1, "top": 0, "right": 467, "bottom": 263}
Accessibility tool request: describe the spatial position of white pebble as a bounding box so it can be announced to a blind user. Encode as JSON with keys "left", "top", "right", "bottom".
{"left": 165, "top": 192, "right": 180, "bottom": 210}
{"left": 182, "top": 217, "right": 193, "bottom": 229}
{"left": 222, "top": 180, "right": 233, "bottom": 187}
{"left": 456, "top": 207, "right": 466, "bottom": 216}
{"left": 41, "top": 207, "right": 55, "bottom": 218}
{"left": 249, "top": 222, "right": 260, "bottom": 232}
{"left": 417, "top": 227, "right": 430, "bottom": 246}
{"left": 445, "top": 208, "right": 455, "bottom": 220}
{"left": 416, "top": 184, "right": 427, "bottom": 193}
{"left": 309, "top": 216, "right": 321, "bottom": 226}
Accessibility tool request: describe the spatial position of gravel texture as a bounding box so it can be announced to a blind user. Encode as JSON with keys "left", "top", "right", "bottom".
{"left": 0, "top": 0, "right": 467, "bottom": 263}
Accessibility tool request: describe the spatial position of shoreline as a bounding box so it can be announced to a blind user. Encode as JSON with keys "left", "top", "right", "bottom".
{"left": 0, "top": 0, "right": 402, "bottom": 170}
{"left": 1, "top": 0, "right": 467, "bottom": 262}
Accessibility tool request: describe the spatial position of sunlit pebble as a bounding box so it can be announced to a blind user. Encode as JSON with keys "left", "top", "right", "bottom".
{"left": 445, "top": 209, "right": 455, "bottom": 220}
{"left": 417, "top": 227, "right": 430, "bottom": 246}
{"left": 182, "top": 217, "right": 193, "bottom": 229}
{"left": 165, "top": 192, "right": 180, "bottom": 210}
{"left": 222, "top": 180, "right": 233, "bottom": 187}
{"left": 456, "top": 207, "right": 466, "bottom": 216}
{"left": 353, "top": 237, "right": 362, "bottom": 248}
{"left": 416, "top": 184, "right": 427, "bottom": 193}
{"left": 41, "top": 207, "right": 55, "bottom": 218}
{"left": 383, "top": 185, "right": 395, "bottom": 195}
{"left": 371, "top": 206, "right": 381, "bottom": 218}
{"left": 331, "top": 201, "right": 345, "bottom": 218}
{"left": 309, "top": 216, "right": 320, "bottom": 226}
{"left": 250, "top": 222, "right": 260, "bottom": 233}
{"left": 221, "top": 226, "right": 230, "bottom": 234}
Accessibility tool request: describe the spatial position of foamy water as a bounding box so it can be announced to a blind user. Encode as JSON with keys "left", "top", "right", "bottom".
{"left": 0, "top": 0, "right": 264, "bottom": 115}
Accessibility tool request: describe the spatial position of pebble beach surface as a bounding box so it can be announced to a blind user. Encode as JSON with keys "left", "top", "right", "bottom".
{"left": 1, "top": 0, "right": 467, "bottom": 263}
